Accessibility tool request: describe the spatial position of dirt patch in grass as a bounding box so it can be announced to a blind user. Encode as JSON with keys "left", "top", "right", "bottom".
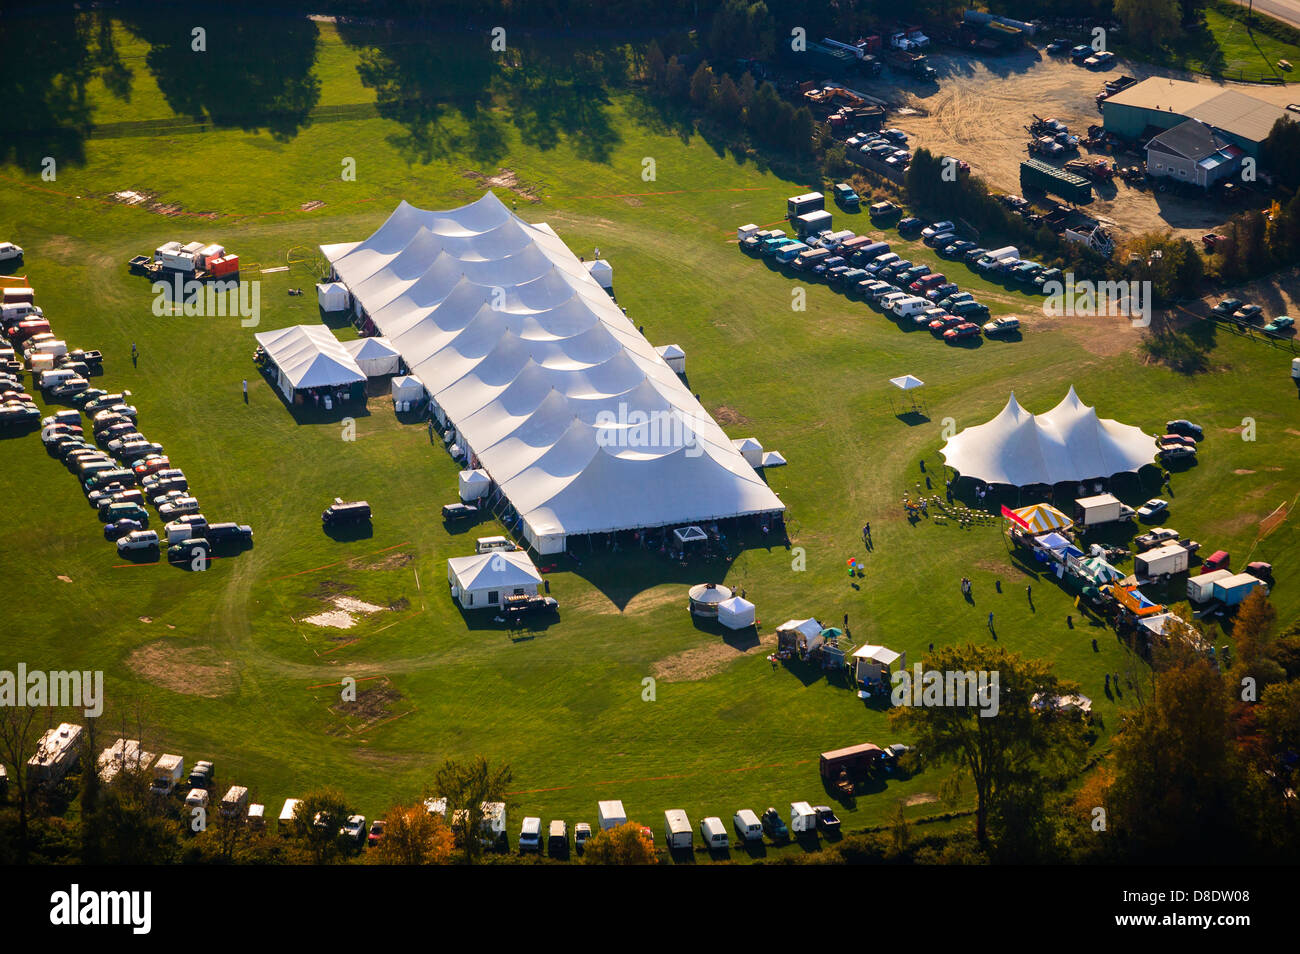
{"left": 306, "top": 580, "right": 355, "bottom": 599}
{"left": 904, "top": 792, "right": 938, "bottom": 807}
{"left": 713, "top": 405, "right": 750, "bottom": 426}
{"left": 389, "top": 596, "right": 410, "bottom": 611}
{"left": 330, "top": 678, "right": 402, "bottom": 720}
{"left": 333, "top": 595, "right": 387, "bottom": 615}
{"left": 57, "top": 575, "right": 72, "bottom": 583}
{"left": 353, "top": 551, "right": 412, "bottom": 571}
{"left": 304, "top": 609, "right": 356, "bottom": 629}
{"left": 300, "top": 200, "right": 325, "bottom": 212}
{"left": 652, "top": 631, "right": 776, "bottom": 682}
{"left": 463, "top": 167, "right": 540, "bottom": 201}
{"left": 127, "top": 641, "right": 237, "bottom": 698}
{"left": 1234, "top": 469, "right": 1257, "bottom": 475}
{"left": 139, "top": 616, "right": 152, "bottom": 623}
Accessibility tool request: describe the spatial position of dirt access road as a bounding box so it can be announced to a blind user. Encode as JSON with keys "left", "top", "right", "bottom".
{"left": 848, "top": 47, "right": 1292, "bottom": 243}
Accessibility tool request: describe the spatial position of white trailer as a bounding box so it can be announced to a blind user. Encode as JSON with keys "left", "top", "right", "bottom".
{"left": 97, "top": 738, "right": 155, "bottom": 784}
{"left": 184, "top": 788, "right": 209, "bottom": 810}
{"left": 790, "top": 800, "right": 818, "bottom": 834}
{"left": 150, "top": 754, "right": 184, "bottom": 795}
{"left": 154, "top": 242, "right": 196, "bottom": 272}
{"left": 1074, "top": 493, "right": 1131, "bottom": 527}
{"left": 27, "top": 723, "right": 82, "bottom": 786}
{"left": 737, "top": 223, "right": 760, "bottom": 241}
{"left": 1135, "top": 543, "right": 1189, "bottom": 578}
{"left": 247, "top": 804, "right": 266, "bottom": 829}
{"left": 985, "top": 245, "right": 1020, "bottom": 263}
{"left": 733, "top": 809, "right": 763, "bottom": 842}
{"left": 279, "top": 797, "right": 301, "bottom": 830}
{"left": 480, "top": 801, "right": 507, "bottom": 848}
{"left": 699, "top": 816, "right": 729, "bottom": 850}
{"left": 664, "top": 809, "right": 693, "bottom": 849}
{"left": 597, "top": 799, "right": 627, "bottom": 831}
{"left": 1187, "top": 569, "right": 1233, "bottom": 604}
{"left": 220, "top": 785, "right": 250, "bottom": 819}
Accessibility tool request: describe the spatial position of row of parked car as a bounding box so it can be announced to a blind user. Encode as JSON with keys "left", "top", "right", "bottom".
{"left": 844, "top": 126, "right": 912, "bottom": 172}
{"left": 1209, "top": 298, "right": 1295, "bottom": 336}
{"left": 742, "top": 210, "right": 1021, "bottom": 343}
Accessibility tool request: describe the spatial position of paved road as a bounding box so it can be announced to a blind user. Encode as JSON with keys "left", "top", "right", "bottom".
{"left": 1232, "top": 0, "right": 1300, "bottom": 30}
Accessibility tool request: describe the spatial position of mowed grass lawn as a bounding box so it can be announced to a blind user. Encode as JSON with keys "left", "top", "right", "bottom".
{"left": 1, "top": 19, "right": 1298, "bottom": 861}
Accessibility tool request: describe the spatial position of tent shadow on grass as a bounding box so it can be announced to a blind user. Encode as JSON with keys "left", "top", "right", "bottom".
{"left": 452, "top": 601, "right": 560, "bottom": 637}
{"left": 895, "top": 410, "right": 930, "bottom": 426}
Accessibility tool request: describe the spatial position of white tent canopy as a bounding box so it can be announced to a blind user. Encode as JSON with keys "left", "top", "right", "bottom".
{"left": 717, "top": 596, "right": 756, "bottom": 630}
{"left": 253, "top": 325, "right": 366, "bottom": 397}
{"left": 342, "top": 336, "right": 401, "bottom": 377}
{"left": 587, "top": 258, "right": 613, "bottom": 289}
{"left": 890, "top": 374, "right": 925, "bottom": 390}
{"left": 458, "top": 468, "right": 491, "bottom": 501}
{"left": 940, "top": 387, "right": 1156, "bottom": 486}
{"left": 761, "top": 450, "right": 787, "bottom": 468}
{"left": 391, "top": 374, "right": 425, "bottom": 403}
{"left": 317, "top": 282, "right": 350, "bottom": 312}
{"left": 655, "top": 343, "right": 685, "bottom": 373}
{"left": 446, "top": 550, "right": 543, "bottom": 609}
{"left": 321, "top": 193, "right": 783, "bottom": 553}
{"left": 732, "top": 437, "right": 763, "bottom": 468}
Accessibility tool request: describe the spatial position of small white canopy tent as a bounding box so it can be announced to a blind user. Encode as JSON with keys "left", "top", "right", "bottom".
{"left": 673, "top": 525, "right": 708, "bottom": 545}
{"left": 391, "top": 374, "right": 425, "bottom": 404}
{"left": 656, "top": 344, "right": 686, "bottom": 374}
{"left": 587, "top": 259, "right": 613, "bottom": 289}
{"left": 777, "top": 618, "right": 823, "bottom": 652}
{"left": 316, "top": 282, "right": 350, "bottom": 312}
{"left": 447, "top": 550, "right": 542, "bottom": 609}
{"left": 890, "top": 374, "right": 926, "bottom": 414}
{"left": 342, "top": 336, "right": 401, "bottom": 377}
{"left": 761, "top": 450, "right": 787, "bottom": 468}
{"left": 731, "top": 437, "right": 764, "bottom": 468}
{"left": 717, "top": 596, "right": 756, "bottom": 630}
{"left": 253, "top": 325, "right": 366, "bottom": 401}
{"left": 852, "top": 644, "right": 903, "bottom": 682}
{"left": 458, "top": 468, "right": 491, "bottom": 501}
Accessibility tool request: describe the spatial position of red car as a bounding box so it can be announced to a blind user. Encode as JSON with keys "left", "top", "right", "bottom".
{"left": 132, "top": 455, "right": 171, "bottom": 477}
{"left": 1202, "top": 233, "right": 1227, "bottom": 251}
{"left": 929, "top": 315, "right": 963, "bottom": 333}
{"left": 1159, "top": 433, "right": 1197, "bottom": 448}
{"left": 367, "top": 819, "right": 385, "bottom": 847}
{"left": 944, "top": 322, "right": 981, "bottom": 341}
{"left": 910, "top": 273, "right": 946, "bottom": 293}
{"left": 6, "top": 319, "right": 50, "bottom": 343}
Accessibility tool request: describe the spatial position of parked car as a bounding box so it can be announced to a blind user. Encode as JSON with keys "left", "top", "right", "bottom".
{"left": 939, "top": 292, "right": 975, "bottom": 311}
{"left": 70, "top": 388, "right": 107, "bottom": 409}
{"left": 1165, "top": 420, "right": 1203, "bottom": 440}
{"left": 1136, "top": 498, "right": 1169, "bottom": 520}
{"left": 323, "top": 499, "right": 371, "bottom": 527}
{"left": 941, "top": 240, "right": 976, "bottom": 258}
{"left": 116, "top": 529, "right": 159, "bottom": 553}
{"left": 367, "top": 819, "right": 385, "bottom": 848}
{"left": 574, "top": 822, "right": 592, "bottom": 854}
{"left": 1136, "top": 527, "right": 1180, "bottom": 551}
{"left": 1263, "top": 316, "right": 1294, "bottom": 335}
{"left": 761, "top": 806, "right": 790, "bottom": 842}
{"left": 983, "top": 316, "right": 1020, "bottom": 336}
{"left": 1211, "top": 298, "right": 1243, "bottom": 317}
{"left": 1231, "top": 304, "right": 1263, "bottom": 325}
{"left": 944, "top": 322, "right": 982, "bottom": 342}
{"left": 158, "top": 496, "right": 202, "bottom": 519}
{"left": 142, "top": 468, "right": 186, "bottom": 490}
{"left": 813, "top": 805, "right": 842, "bottom": 833}
{"left": 133, "top": 455, "right": 172, "bottom": 477}
{"left": 103, "top": 518, "right": 145, "bottom": 541}
{"left": 897, "top": 216, "right": 924, "bottom": 235}
{"left": 206, "top": 522, "right": 253, "bottom": 545}
{"left": 168, "top": 537, "right": 211, "bottom": 565}
{"left": 1158, "top": 444, "right": 1197, "bottom": 462}
{"left": 100, "top": 502, "right": 149, "bottom": 526}
{"left": 925, "top": 283, "right": 960, "bottom": 302}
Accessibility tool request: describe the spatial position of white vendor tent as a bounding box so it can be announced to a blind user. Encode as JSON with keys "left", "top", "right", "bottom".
{"left": 673, "top": 525, "right": 708, "bottom": 545}
{"left": 717, "top": 595, "right": 756, "bottom": 630}
{"left": 655, "top": 343, "right": 686, "bottom": 374}
{"left": 586, "top": 258, "right": 613, "bottom": 289}
{"left": 760, "top": 450, "right": 787, "bottom": 468}
{"left": 731, "top": 437, "right": 764, "bottom": 468}
{"left": 320, "top": 193, "right": 784, "bottom": 554}
{"left": 890, "top": 374, "right": 924, "bottom": 391}
{"left": 458, "top": 468, "right": 491, "bottom": 501}
{"left": 342, "top": 336, "right": 401, "bottom": 377}
{"left": 940, "top": 387, "right": 1156, "bottom": 486}
{"left": 316, "top": 282, "right": 350, "bottom": 312}
{"left": 851, "top": 643, "right": 903, "bottom": 682}
{"left": 391, "top": 374, "right": 425, "bottom": 404}
{"left": 253, "top": 325, "right": 366, "bottom": 401}
{"left": 447, "top": 550, "right": 543, "bottom": 609}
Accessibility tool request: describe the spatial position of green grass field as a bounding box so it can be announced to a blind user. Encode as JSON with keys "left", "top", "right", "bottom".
{"left": 3, "top": 17, "right": 1299, "bottom": 862}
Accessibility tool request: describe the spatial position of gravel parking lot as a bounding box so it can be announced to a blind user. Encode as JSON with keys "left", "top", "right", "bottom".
{"left": 846, "top": 47, "right": 1288, "bottom": 242}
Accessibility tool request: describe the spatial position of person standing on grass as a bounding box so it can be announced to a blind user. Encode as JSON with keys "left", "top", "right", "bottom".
{"left": 242, "top": 379, "right": 248, "bottom": 403}
{"left": 987, "top": 611, "right": 994, "bottom": 631}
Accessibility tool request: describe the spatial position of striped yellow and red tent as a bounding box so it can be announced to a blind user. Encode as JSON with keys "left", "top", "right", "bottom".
{"left": 1005, "top": 503, "right": 1073, "bottom": 534}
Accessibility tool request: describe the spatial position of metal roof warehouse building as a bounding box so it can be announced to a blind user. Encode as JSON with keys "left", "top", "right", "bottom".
{"left": 1101, "top": 77, "right": 1293, "bottom": 159}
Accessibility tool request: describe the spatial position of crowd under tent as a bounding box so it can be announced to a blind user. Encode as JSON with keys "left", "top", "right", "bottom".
{"left": 316, "top": 282, "right": 350, "bottom": 312}
{"left": 942, "top": 387, "right": 1156, "bottom": 487}
{"left": 717, "top": 595, "right": 756, "bottom": 630}
{"left": 458, "top": 468, "right": 491, "bottom": 501}
{"left": 320, "top": 193, "right": 784, "bottom": 556}
{"left": 688, "top": 582, "right": 732, "bottom": 617}
{"left": 586, "top": 258, "right": 613, "bottom": 289}
{"left": 447, "top": 550, "right": 543, "bottom": 610}
{"left": 342, "top": 335, "right": 401, "bottom": 377}
{"left": 391, "top": 374, "right": 426, "bottom": 406}
{"left": 732, "top": 437, "right": 764, "bottom": 468}
{"left": 655, "top": 344, "right": 686, "bottom": 374}
{"left": 253, "top": 325, "right": 366, "bottom": 403}
{"left": 851, "top": 643, "right": 903, "bottom": 683}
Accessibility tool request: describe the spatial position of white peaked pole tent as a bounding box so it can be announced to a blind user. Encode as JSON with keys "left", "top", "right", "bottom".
{"left": 655, "top": 343, "right": 686, "bottom": 374}
{"left": 717, "top": 595, "right": 756, "bottom": 630}
{"left": 446, "top": 551, "right": 543, "bottom": 609}
{"left": 341, "top": 336, "right": 402, "bottom": 377}
{"left": 253, "top": 325, "right": 366, "bottom": 402}
{"left": 586, "top": 258, "right": 613, "bottom": 289}
{"left": 319, "top": 192, "right": 784, "bottom": 556}
{"left": 889, "top": 374, "right": 926, "bottom": 415}
{"left": 731, "top": 437, "right": 764, "bottom": 468}
{"left": 316, "top": 282, "right": 350, "bottom": 312}
{"left": 391, "top": 374, "right": 425, "bottom": 405}
{"left": 458, "top": 468, "right": 491, "bottom": 501}
{"left": 940, "top": 387, "right": 1157, "bottom": 487}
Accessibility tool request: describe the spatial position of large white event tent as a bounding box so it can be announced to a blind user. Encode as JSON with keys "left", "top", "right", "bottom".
{"left": 320, "top": 192, "right": 784, "bottom": 554}
{"left": 254, "top": 325, "right": 366, "bottom": 401}
{"left": 940, "top": 387, "right": 1156, "bottom": 486}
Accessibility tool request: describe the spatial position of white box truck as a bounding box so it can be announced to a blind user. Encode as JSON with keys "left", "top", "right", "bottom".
{"left": 279, "top": 797, "right": 301, "bottom": 832}
{"left": 220, "top": 785, "right": 249, "bottom": 819}
{"left": 1074, "top": 493, "right": 1133, "bottom": 528}
{"left": 733, "top": 809, "right": 763, "bottom": 842}
{"left": 184, "top": 788, "right": 209, "bottom": 810}
{"left": 700, "top": 816, "right": 729, "bottom": 850}
{"left": 27, "top": 723, "right": 82, "bottom": 786}
{"left": 664, "top": 809, "right": 693, "bottom": 850}
{"left": 150, "top": 754, "right": 184, "bottom": 795}
{"left": 790, "top": 801, "right": 818, "bottom": 834}
{"left": 480, "top": 801, "right": 507, "bottom": 848}
{"left": 1135, "top": 543, "right": 1189, "bottom": 578}
{"left": 597, "top": 799, "right": 627, "bottom": 831}
{"left": 247, "top": 803, "right": 266, "bottom": 829}
{"left": 1188, "top": 569, "right": 1233, "bottom": 604}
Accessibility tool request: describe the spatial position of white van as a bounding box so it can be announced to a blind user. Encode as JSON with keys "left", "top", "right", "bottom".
{"left": 733, "top": 809, "right": 763, "bottom": 842}
{"left": 664, "top": 809, "right": 693, "bottom": 850}
{"left": 0, "top": 302, "right": 40, "bottom": 322}
{"left": 279, "top": 797, "right": 301, "bottom": 832}
{"left": 184, "top": 788, "right": 209, "bottom": 810}
{"left": 475, "top": 536, "right": 516, "bottom": 554}
{"left": 29, "top": 338, "right": 67, "bottom": 358}
{"left": 891, "top": 296, "right": 928, "bottom": 319}
{"left": 518, "top": 816, "right": 542, "bottom": 852}
{"left": 700, "top": 816, "right": 729, "bottom": 850}
{"left": 38, "top": 369, "right": 77, "bottom": 391}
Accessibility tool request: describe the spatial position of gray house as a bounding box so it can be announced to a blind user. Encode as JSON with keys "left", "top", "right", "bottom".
{"left": 1144, "top": 119, "right": 1244, "bottom": 188}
